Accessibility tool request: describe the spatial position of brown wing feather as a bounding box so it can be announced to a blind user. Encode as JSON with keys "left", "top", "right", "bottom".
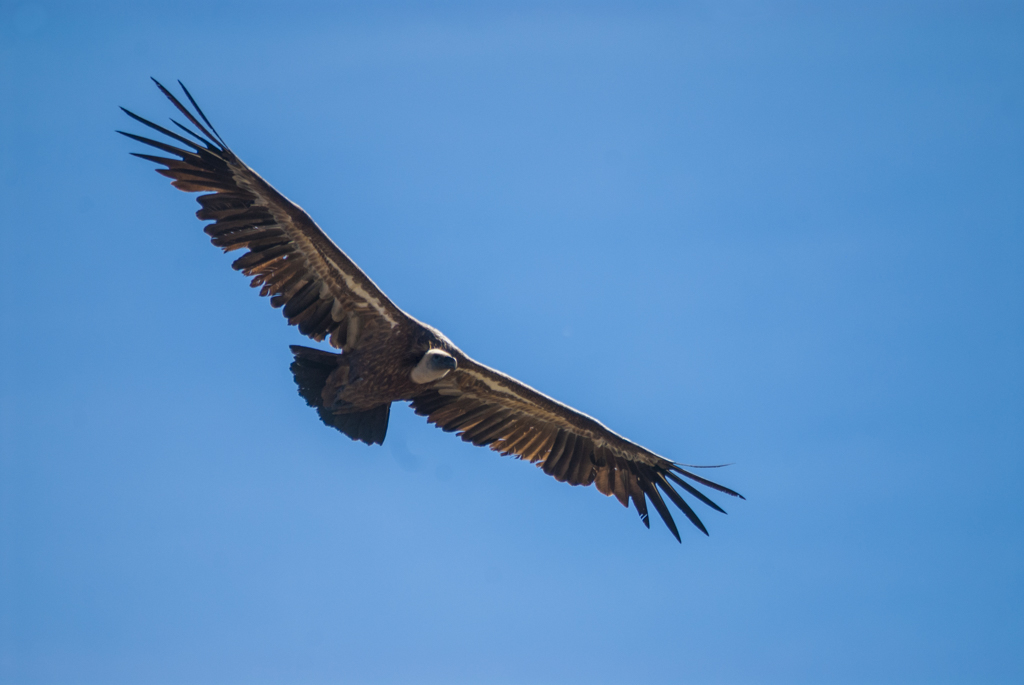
{"left": 410, "top": 357, "right": 744, "bottom": 540}
{"left": 120, "top": 80, "right": 407, "bottom": 351}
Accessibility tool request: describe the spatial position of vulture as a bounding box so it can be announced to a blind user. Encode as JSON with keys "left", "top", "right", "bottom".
{"left": 120, "top": 79, "right": 743, "bottom": 542}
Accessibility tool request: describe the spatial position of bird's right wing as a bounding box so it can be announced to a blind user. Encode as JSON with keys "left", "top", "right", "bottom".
{"left": 120, "top": 80, "right": 408, "bottom": 351}
{"left": 411, "top": 357, "right": 743, "bottom": 541}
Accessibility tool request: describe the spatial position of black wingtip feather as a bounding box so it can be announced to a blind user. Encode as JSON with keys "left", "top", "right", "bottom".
{"left": 118, "top": 130, "right": 203, "bottom": 160}
{"left": 664, "top": 471, "right": 727, "bottom": 514}
{"left": 631, "top": 490, "right": 650, "bottom": 529}
{"left": 655, "top": 474, "right": 710, "bottom": 536}
{"left": 671, "top": 465, "right": 745, "bottom": 500}
{"left": 641, "top": 474, "right": 681, "bottom": 542}
{"left": 119, "top": 107, "right": 207, "bottom": 153}
{"left": 178, "top": 80, "right": 225, "bottom": 146}
{"left": 170, "top": 118, "right": 216, "bottom": 149}
{"left": 150, "top": 78, "right": 223, "bottom": 149}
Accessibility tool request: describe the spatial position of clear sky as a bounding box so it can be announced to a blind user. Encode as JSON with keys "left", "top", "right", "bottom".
{"left": 1, "top": 2, "right": 1022, "bottom": 684}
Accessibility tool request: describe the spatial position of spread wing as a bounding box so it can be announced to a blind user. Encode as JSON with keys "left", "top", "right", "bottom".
{"left": 119, "top": 79, "right": 406, "bottom": 351}
{"left": 411, "top": 357, "right": 744, "bottom": 541}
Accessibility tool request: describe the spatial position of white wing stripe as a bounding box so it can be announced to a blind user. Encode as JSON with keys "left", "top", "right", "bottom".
{"left": 237, "top": 171, "right": 399, "bottom": 329}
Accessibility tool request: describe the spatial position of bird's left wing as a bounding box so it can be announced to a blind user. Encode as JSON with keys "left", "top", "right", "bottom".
{"left": 411, "top": 357, "right": 743, "bottom": 541}
{"left": 119, "top": 80, "right": 407, "bottom": 350}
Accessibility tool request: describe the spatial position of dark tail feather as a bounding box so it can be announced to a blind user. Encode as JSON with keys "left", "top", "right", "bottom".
{"left": 326, "top": 404, "right": 391, "bottom": 446}
{"left": 289, "top": 345, "right": 390, "bottom": 446}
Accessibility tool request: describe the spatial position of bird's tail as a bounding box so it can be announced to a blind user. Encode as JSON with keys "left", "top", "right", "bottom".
{"left": 288, "top": 345, "right": 391, "bottom": 446}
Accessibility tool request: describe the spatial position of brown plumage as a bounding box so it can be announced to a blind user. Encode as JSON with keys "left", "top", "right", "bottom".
{"left": 121, "top": 79, "right": 744, "bottom": 542}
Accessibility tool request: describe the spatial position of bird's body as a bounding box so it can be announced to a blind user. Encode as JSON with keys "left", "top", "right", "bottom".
{"left": 316, "top": 321, "right": 451, "bottom": 412}
{"left": 121, "top": 80, "right": 743, "bottom": 541}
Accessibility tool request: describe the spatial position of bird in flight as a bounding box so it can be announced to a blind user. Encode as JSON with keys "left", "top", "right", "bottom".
{"left": 120, "top": 79, "right": 743, "bottom": 542}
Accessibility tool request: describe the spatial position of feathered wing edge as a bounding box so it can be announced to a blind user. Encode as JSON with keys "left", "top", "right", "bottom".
{"left": 410, "top": 369, "right": 744, "bottom": 542}
{"left": 119, "top": 79, "right": 404, "bottom": 350}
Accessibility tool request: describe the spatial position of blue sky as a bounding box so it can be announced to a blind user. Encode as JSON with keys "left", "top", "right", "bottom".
{"left": 1, "top": 2, "right": 1022, "bottom": 683}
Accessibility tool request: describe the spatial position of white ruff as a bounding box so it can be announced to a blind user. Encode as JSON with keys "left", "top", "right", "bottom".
{"left": 411, "top": 351, "right": 455, "bottom": 384}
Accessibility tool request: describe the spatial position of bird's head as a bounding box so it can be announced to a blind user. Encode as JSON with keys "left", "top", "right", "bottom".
{"left": 411, "top": 348, "right": 458, "bottom": 384}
